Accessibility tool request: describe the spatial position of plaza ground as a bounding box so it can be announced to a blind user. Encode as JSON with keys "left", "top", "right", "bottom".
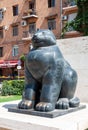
{"left": 0, "top": 100, "right": 87, "bottom": 130}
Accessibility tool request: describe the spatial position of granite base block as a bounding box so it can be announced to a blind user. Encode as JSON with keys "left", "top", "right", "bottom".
{"left": 8, "top": 104, "right": 86, "bottom": 118}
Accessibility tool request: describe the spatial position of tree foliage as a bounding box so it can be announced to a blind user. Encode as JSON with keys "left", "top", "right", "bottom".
{"left": 62, "top": 0, "right": 88, "bottom": 37}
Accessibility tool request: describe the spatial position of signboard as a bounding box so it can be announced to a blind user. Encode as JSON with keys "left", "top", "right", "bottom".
{"left": 17, "top": 65, "right": 21, "bottom": 70}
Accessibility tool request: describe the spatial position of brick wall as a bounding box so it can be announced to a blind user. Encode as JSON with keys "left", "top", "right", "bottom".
{"left": 0, "top": 0, "right": 62, "bottom": 61}
{"left": 0, "top": 0, "right": 62, "bottom": 76}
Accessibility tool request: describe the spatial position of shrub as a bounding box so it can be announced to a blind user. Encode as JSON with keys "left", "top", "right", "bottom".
{"left": 20, "top": 54, "right": 26, "bottom": 61}
{"left": 1, "top": 80, "right": 24, "bottom": 96}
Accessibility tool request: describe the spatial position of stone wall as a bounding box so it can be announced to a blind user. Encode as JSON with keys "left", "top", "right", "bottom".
{"left": 57, "top": 36, "right": 88, "bottom": 102}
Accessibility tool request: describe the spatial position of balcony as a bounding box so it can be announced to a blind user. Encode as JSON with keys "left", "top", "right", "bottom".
{"left": 63, "top": 5, "right": 78, "bottom": 15}
{"left": 27, "top": 0, "right": 35, "bottom": 1}
{"left": 22, "top": 31, "right": 34, "bottom": 41}
{"left": 22, "top": 9, "right": 38, "bottom": 20}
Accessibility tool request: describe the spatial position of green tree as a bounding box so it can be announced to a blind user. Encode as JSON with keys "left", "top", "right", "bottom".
{"left": 62, "top": 0, "right": 88, "bottom": 36}
{"left": 75, "top": 0, "right": 88, "bottom": 35}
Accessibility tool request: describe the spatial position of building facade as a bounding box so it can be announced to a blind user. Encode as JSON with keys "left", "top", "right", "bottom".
{"left": 0, "top": 0, "right": 64, "bottom": 77}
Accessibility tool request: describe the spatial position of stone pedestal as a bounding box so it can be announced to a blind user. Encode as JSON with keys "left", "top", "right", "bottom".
{"left": 0, "top": 100, "right": 88, "bottom": 130}
{"left": 8, "top": 104, "right": 86, "bottom": 118}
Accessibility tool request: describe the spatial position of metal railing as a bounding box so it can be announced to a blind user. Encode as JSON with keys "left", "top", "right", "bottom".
{"left": 22, "top": 31, "right": 34, "bottom": 38}
{"left": 23, "top": 8, "right": 37, "bottom": 17}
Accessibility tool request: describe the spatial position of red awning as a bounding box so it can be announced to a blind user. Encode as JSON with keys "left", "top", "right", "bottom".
{"left": 0, "top": 60, "right": 18, "bottom": 68}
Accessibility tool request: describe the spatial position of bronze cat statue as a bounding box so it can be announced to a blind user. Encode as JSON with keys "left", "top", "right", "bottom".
{"left": 18, "top": 30, "right": 80, "bottom": 112}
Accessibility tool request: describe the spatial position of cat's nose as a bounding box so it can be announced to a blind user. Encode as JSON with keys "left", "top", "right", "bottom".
{"left": 32, "top": 34, "right": 37, "bottom": 40}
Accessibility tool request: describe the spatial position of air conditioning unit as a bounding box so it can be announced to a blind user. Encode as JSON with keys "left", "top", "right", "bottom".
{"left": 2, "top": 7, "right": 6, "bottom": 12}
{"left": 4, "top": 25, "right": 8, "bottom": 30}
{"left": 21, "top": 20, "right": 27, "bottom": 26}
{"left": 62, "top": 15, "right": 67, "bottom": 20}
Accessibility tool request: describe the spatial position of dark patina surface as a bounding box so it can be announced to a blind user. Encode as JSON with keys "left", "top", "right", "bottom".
{"left": 18, "top": 29, "right": 80, "bottom": 112}
{"left": 9, "top": 105, "right": 86, "bottom": 118}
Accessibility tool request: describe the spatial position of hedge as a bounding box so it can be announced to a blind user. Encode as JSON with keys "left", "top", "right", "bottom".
{"left": 1, "top": 80, "right": 24, "bottom": 96}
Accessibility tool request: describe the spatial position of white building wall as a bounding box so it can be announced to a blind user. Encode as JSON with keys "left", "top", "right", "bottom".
{"left": 57, "top": 36, "right": 88, "bottom": 103}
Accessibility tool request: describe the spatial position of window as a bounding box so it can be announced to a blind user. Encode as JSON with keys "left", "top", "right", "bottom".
{"left": 12, "top": 25, "right": 18, "bottom": 36}
{"left": 13, "top": 5, "right": 18, "bottom": 16}
{"left": 29, "top": 2, "right": 34, "bottom": 9}
{"left": 69, "top": 0, "right": 76, "bottom": 6}
{"left": 12, "top": 45, "right": 18, "bottom": 57}
{"left": 0, "top": 10, "right": 3, "bottom": 20}
{"left": 48, "top": 19, "right": 56, "bottom": 30}
{"left": 29, "top": 23, "right": 36, "bottom": 33}
{"left": 0, "top": 28, "right": 3, "bottom": 38}
{"left": 0, "top": 47, "right": 3, "bottom": 57}
{"left": 48, "top": 0, "right": 55, "bottom": 8}
{"left": 0, "top": 69, "right": 2, "bottom": 76}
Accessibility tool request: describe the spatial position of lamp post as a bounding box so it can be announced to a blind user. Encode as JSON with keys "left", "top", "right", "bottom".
{"left": 17, "top": 60, "right": 21, "bottom": 80}
{"left": 17, "top": 66, "right": 21, "bottom": 80}
{"left": 60, "top": 0, "right": 62, "bottom": 36}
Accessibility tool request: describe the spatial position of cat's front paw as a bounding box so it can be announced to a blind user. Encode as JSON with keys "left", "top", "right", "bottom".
{"left": 36, "top": 102, "right": 55, "bottom": 112}
{"left": 55, "top": 98, "right": 69, "bottom": 109}
{"left": 18, "top": 100, "right": 34, "bottom": 109}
